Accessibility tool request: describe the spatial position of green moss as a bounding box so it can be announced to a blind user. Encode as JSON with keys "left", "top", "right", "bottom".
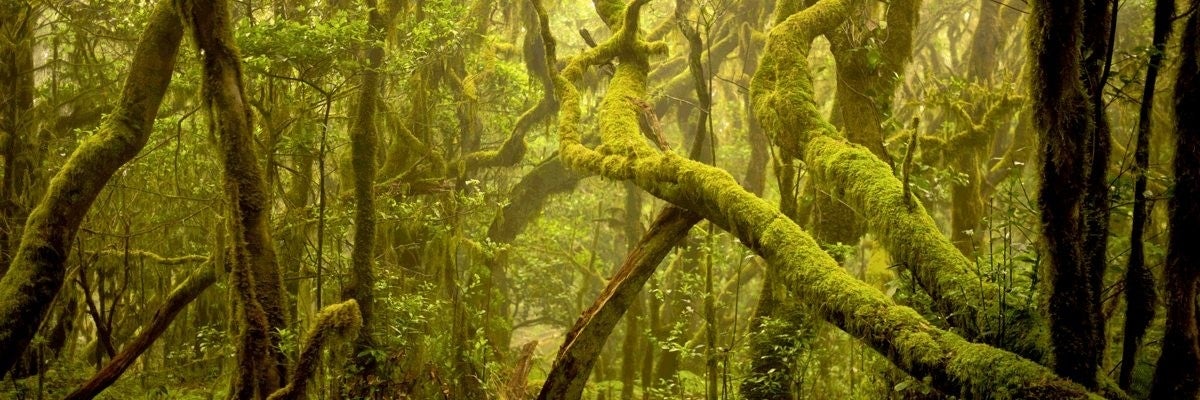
{"left": 530, "top": 0, "right": 1092, "bottom": 396}
{"left": 267, "top": 300, "right": 363, "bottom": 400}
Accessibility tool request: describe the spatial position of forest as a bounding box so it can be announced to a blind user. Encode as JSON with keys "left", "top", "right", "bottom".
{"left": 0, "top": 0, "right": 1198, "bottom": 398}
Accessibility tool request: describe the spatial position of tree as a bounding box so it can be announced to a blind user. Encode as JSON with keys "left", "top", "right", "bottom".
{"left": 0, "top": 0, "right": 184, "bottom": 377}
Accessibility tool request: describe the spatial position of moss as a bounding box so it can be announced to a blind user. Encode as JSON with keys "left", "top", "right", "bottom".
{"left": 267, "top": 300, "right": 363, "bottom": 400}
{"left": 0, "top": 0, "right": 184, "bottom": 378}
{"left": 531, "top": 0, "right": 1096, "bottom": 395}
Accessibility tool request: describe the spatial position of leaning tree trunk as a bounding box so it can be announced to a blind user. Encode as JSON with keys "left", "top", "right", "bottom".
{"left": 0, "top": 0, "right": 183, "bottom": 378}
{"left": 1150, "top": 1, "right": 1200, "bottom": 397}
{"left": 63, "top": 263, "right": 216, "bottom": 400}
{"left": 176, "top": 0, "right": 289, "bottom": 397}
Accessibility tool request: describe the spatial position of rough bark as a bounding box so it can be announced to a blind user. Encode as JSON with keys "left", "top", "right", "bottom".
{"left": 536, "top": 206, "right": 700, "bottom": 400}
{"left": 176, "top": 0, "right": 289, "bottom": 396}
{"left": 0, "top": 0, "right": 183, "bottom": 378}
{"left": 1120, "top": 0, "right": 1173, "bottom": 390}
{"left": 535, "top": 0, "right": 1098, "bottom": 397}
{"left": 63, "top": 263, "right": 216, "bottom": 400}
{"left": 1029, "top": 0, "right": 1110, "bottom": 388}
{"left": 1150, "top": 1, "right": 1200, "bottom": 397}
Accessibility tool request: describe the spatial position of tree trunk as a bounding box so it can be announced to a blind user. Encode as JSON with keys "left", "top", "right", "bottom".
{"left": 341, "top": 0, "right": 397, "bottom": 392}
{"left": 1120, "top": 0, "right": 1173, "bottom": 391}
{"left": 537, "top": 206, "right": 700, "bottom": 400}
{"left": 176, "top": 0, "right": 289, "bottom": 396}
{"left": 0, "top": 0, "right": 183, "bottom": 378}
{"left": 1150, "top": 2, "right": 1200, "bottom": 397}
{"left": 1029, "top": 0, "right": 1112, "bottom": 388}
{"left": 0, "top": 1, "right": 36, "bottom": 276}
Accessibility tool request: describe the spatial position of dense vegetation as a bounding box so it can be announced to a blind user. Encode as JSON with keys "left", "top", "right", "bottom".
{"left": 0, "top": 0, "right": 1198, "bottom": 398}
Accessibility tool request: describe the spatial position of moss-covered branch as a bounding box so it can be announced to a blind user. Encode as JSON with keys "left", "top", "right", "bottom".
{"left": 89, "top": 250, "right": 208, "bottom": 265}
{"left": 750, "top": 0, "right": 1041, "bottom": 359}
{"left": 267, "top": 300, "right": 363, "bottom": 400}
{"left": 0, "top": 0, "right": 183, "bottom": 378}
{"left": 534, "top": 0, "right": 1094, "bottom": 396}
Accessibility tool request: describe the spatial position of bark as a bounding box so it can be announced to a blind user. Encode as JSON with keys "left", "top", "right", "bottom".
{"left": 63, "top": 263, "right": 216, "bottom": 400}
{"left": 0, "top": 0, "right": 183, "bottom": 378}
{"left": 1150, "top": 2, "right": 1200, "bottom": 397}
{"left": 1120, "top": 0, "right": 1173, "bottom": 391}
{"left": 176, "top": 0, "right": 289, "bottom": 396}
{"left": 267, "top": 300, "right": 362, "bottom": 400}
{"left": 506, "top": 341, "right": 540, "bottom": 399}
{"left": 535, "top": 0, "right": 1097, "bottom": 396}
{"left": 536, "top": 206, "right": 700, "bottom": 400}
{"left": 1029, "top": 0, "right": 1110, "bottom": 387}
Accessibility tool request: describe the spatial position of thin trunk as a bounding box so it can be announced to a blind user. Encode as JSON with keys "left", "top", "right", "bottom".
{"left": 1120, "top": 0, "right": 1173, "bottom": 390}
{"left": 64, "top": 264, "right": 216, "bottom": 400}
{"left": 1150, "top": 1, "right": 1200, "bottom": 397}
{"left": 341, "top": 0, "right": 396, "bottom": 391}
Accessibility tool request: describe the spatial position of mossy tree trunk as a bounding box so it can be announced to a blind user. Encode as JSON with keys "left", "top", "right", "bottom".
{"left": 1028, "top": 0, "right": 1113, "bottom": 388}
{"left": 0, "top": 0, "right": 183, "bottom": 378}
{"left": 753, "top": 0, "right": 1044, "bottom": 361}
{"left": 535, "top": 0, "right": 1098, "bottom": 397}
{"left": 1150, "top": 1, "right": 1200, "bottom": 397}
{"left": 176, "top": 0, "right": 289, "bottom": 396}
{"left": 341, "top": 0, "right": 398, "bottom": 393}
